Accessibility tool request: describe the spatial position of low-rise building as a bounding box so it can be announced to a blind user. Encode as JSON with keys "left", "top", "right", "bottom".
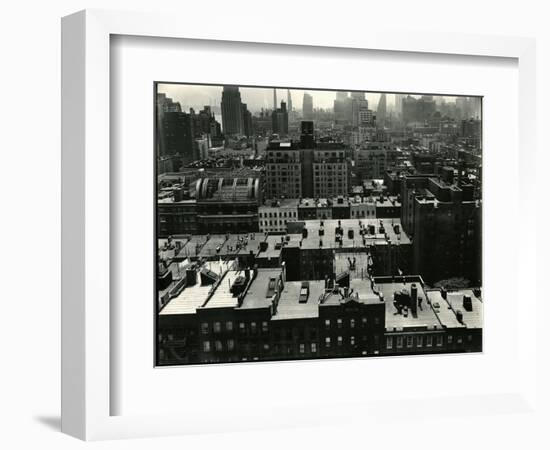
{"left": 258, "top": 199, "right": 299, "bottom": 233}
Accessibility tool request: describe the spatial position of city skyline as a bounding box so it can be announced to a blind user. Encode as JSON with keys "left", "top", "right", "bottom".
{"left": 157, "top": 83, "right": 480, "bottom": 116}
{"left": 155, "top": 81, "right": 483, "bottom": 366}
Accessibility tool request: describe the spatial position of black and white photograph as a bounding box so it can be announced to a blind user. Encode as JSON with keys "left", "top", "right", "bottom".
{"left": 155, "top": 83, "right": 483, "bottom": 366}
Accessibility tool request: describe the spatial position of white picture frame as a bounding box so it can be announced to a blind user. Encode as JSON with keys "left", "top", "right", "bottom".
{"left": 61, "top": 9, "right": 538, "bottom": 441}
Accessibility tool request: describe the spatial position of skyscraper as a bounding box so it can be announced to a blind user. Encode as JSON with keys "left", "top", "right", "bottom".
{"left": 336, "top": 91, "right": 348, "bottom": 101}
{"left": 273, "top": 88, "right": 278, "bottom": 110}
{"left": 350, "top": 91, "right": 366, "bottom": 100}
{"left": 161, "top": 111, "right": 196, "bottom": 164}
{"left": 377, "top": 93, "right": 387, "bottom": 127}
{"left": 334, "top": 91, "right": 349, "bottom": 123}
{"left": 271, "top": 101, "right": 289, "bottom": 136}
{"left": 302, "top": 93, "right": 313, "bottom": 120}
{"left": 352, "top": 97, "right": 370, "bottom": 127}
{"left": 394, "top": 93, "right": 406, "bottom": 117}
{"left": 287, "top": 89, "right": 293, "bottom": 112}
{"left": 220, "top": 86, "right": 244, "bottom": 136}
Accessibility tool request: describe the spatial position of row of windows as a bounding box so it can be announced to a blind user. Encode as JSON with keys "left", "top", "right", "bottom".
{"left": 385, "top": 334, "right": 468, "bottom": 349}
{"left": 260, "top": 219, "right": 293, "bottom": 227}
{"left": 351, "top": 210, "right": 375, "bottom": 217}
{"left": 203, "top": 339, "right": 235, "bottom": 352}
{"left": 259, "top": 211, "right": 297, "bottom": 219}
{"left": 201, "top": 321, "right": 269, "bottom": 335}
{"left": 324, "top": 317, "right": 379, "bottom": 329}
{"left": 324, "top": 335, "right": 366, "bottom": 347}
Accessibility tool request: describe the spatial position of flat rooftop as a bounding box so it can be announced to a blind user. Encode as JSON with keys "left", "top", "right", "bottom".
{"left": 296, "top": 218, "right": 410, "bottom": 250}
{"left": 238, "top": 268, "right": 283, "bottom": 310}
{"left": 427, "top": 289, "right": 483, "bottom": 329}
{"left": 160, "top": 260, "right": 232, "bottom": 316}
{"left": 320, "top": 279, "right": 380, "bottom": 306}
{"left": 202, "top": 269, "right": 242, "bottom": 309}
{"left": 257, "top": 235, "right": 285, "bottom": 260}
{"left": 373, "top": 280, "right": 442, "bottom": 331}
{"left": 197, "top": 235, "right": 227, "bottom": 259}
{"left": 272, "top": 280, "right": 324, "bottom": 320}
{"left": 158, "top": 238, "right": 190, "bottom": 261}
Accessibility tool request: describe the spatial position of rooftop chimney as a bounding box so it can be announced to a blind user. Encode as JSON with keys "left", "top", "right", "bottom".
{"left": 410, "top": 283, "right": 418, "bottom": 315}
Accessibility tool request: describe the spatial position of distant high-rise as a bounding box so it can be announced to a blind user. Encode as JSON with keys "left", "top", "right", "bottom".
{"left": 161, "top": 111, "right": 197, "bottom": 164}
{"left": 334, "top": 91, "right": 349, "bottom": 123}
{"left": 272, "top": 101, "right": 289, "bottom": 136}
{"left": 302, "top": 93, "right": 313, "bottom": 120}
{"left": 350, "top": 91, "right": 366, "bottom": 100}
{"left": 221, "top": 86, "right": 244, "bottom": 135}
{"left": 377, "top": 93, "right": 387, "bottom": 127}
{"left": 395, "top": 93, "right": 406, "bottom": 117}
{"left": 287, "top": 89, "right": 293, "bottom": 112}
{"left": 266, "top": 121, "right": 350, "bottom": 199}
{"left": 336, "top": 91, "right": 348, "bottom": 101}
{"left": 241, "top": 103, "right": 253, "bottom": 138}
{"left": 352, "top": 97, "right": 370, "bottom": 127}
{"left": 273, "top": 88, "right": 278, "bottom": 110}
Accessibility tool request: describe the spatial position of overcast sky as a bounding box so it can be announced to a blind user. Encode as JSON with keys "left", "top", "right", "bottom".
{"left": 157, "top": 83, "right": 476, "bottom": 114}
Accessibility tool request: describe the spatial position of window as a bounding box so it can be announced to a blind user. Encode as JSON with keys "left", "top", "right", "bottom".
{"left": 325, "top": 337, "right": 331, "bottom": 348}
{"left": 203, "top": 341, "right": 211, "bottom": 352}
{"left": 350, "top": 336, "right": 355, "bottom": 346}
{"left": 213, "top": 322, "right": 221, "bottom": 333}
{"left": 226, "top": 321, "right": 233, "bottom": 332}
{"left": 239, "top": 322, "right": 246, "bottom": 334}
{"left": 406, "top": 336, "right": 413, "bottom": 348}
{"left": 374, "top": 316, "right": 380, "bottom": 325}
{"left": 250, "top": 322, "right": 257, "bottom": 333}
{"left": 263, "top": 343, "right": 270, "bottom": 351}
{"left": 215, "top": 340, "right": 222, "bottom": 351}
{"left": 201, "top": 322, "right": 209, "bottom": 335}
{"left": 337, "top": 336, "right": 343, "bottom": 346}
{"left": 426, "top": 335, "right": 433, "bottom": 347}
{"left": 436, "top": 335, "right": 443, "bottom": 347}
{"left": 396, "top": 336, "right": 403, "bottom": 348}
{"left": 350, "top": 319, "right": 355, "bottom": 329}
{"left": 227, "top": 339, "right": 235, "bottom": 351}
{"left": 362, "top": 317, "right": 367, "bottom": 327}
{"left": 417, "top": 335, "right": 423, "bottom": 348}
{"left": 457, "top": 336, "right": 463, "bottom": 344}
{"left": 447, "top": 335, "right": 453, "bottom": 344}
{"left": 325, "top": 319, "right": 331, "bottom": 330}
{"left": 337, "top": 318, "right": 343, "bottom": 329}
{"left": 262, "top": 321, "right": 268, "bottom": 333}
{"left": 311, "top": 343, "right": 317, "bottom": 353}
{"left": 386, "top": 336, "right": 393, "bottom": 349}
{"left": 299, "top": 343, "right": 305, "bottom": 354}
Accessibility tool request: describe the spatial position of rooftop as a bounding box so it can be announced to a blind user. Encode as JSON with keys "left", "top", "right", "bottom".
{"left": 202, "top": 269, "right": 242, "bottom": 309}
{"left": 272, "top": 280, "right": 324, "bottom": 320}
{"left": 296, "top": 218, "right": 410, "bottom": 250}
{"left": 427, "top": 289, "right": 483, "bottom": 329}
{"left": 373, "top": 280, "right": 442, "bottom": 331}
{"left": 159, "top": 260, "right": 232, "bottom": 316}
{"left": 238, "top": 268, "right": 283, "bottom": 310}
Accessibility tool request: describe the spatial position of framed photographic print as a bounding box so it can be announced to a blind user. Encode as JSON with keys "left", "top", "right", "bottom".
{"left": 62, "top": 9, "right": 538, "bottom": 442}
{"left": 154, "top": 82, "right": 483, "bottom": 368}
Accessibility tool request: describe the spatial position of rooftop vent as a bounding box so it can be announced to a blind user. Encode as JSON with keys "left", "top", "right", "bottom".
{"left": 463, "top": 295, "right": 473, "bottom": 312}
{"left": 299, "top": 281, "right": 310, "bottom": 303}
{"left": 230, "top": 276, "right": 247, "bottom": 297}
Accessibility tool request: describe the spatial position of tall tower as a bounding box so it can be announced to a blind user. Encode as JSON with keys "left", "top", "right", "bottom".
{"left": 287, "top": 89, "right": 293, "bottom": 112}
{"left": 377, "top": 93, "right": 387, "bottom": 128}
{"left": 273, "top": 88, "right": 277, "bottom": 110}
{"left": 302, "top": 92, "right": 313, "bottom": 120}
{"left": 221, "top": 85, "right": 244, "bottom": 136}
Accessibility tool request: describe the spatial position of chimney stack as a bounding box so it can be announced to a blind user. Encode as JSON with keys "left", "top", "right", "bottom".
{"left": 410, "top": 283, "right": 418, "bottom": 315}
